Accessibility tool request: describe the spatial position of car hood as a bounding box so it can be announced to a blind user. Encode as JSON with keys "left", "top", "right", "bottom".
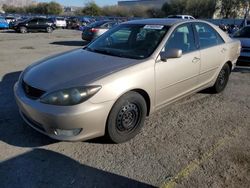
{"left": 23, "top": 49, "right": 140, "bottom": 91}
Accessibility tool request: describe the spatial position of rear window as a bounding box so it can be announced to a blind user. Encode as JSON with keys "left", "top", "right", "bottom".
{"left": 168, "top": 15, "right": 182, "bottom": 19}
{"left": 89, "top": 21, "right": 108, "bottom": 28}
{"left": 56, "top": 17, "right": 65, "bottom": 21}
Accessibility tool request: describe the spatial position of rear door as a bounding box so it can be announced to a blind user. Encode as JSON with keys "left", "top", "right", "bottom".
{"left": 38, "top": 18, "right": 47, "bottom": 30}
{"left": 193, "top": 22, "right": 226, "bottom": 86}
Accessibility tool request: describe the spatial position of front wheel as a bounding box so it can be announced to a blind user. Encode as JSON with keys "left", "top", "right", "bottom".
{"left": 20, "top": 26, "right": 27, "bottom": 34}
{"left": 106, "top": 92, "right": 147, "bottom": 143}
{"left": 210, "top": 63, "right": 230, "bottom": 93}
{"left": 46, "top": 27, "right": 53, "bottom": 33}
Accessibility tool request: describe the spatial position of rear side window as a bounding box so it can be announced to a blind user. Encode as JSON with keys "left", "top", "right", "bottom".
{"left": 194, "top": 23, "right": 224, "bottom": 49}
{"left": 38, "top": 18, "right": 46, "bottom": 24}
{"left": 29, "top": 18, "right": 38, "bottom": 24}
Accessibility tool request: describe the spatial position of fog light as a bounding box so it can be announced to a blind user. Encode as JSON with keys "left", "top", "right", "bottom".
{"left": 53, "top": 128, "right": 82, "bottom": 137}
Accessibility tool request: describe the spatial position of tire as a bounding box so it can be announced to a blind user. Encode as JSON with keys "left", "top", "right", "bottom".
{"left": 46, "top": 27, "right": 53, "bottom": 33}
{"left": 20, "top": 26, "right": 27, "bottom": 34}
{"left": 106, "top": 91, "right": 147, "bottom": 143}
{"left": 210, "top": 63, "right": 230, "bottom": 93}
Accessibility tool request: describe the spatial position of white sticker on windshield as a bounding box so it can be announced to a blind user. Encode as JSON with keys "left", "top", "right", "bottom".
{"left": 144, "top": 25, "right": 164, "bottom": 30}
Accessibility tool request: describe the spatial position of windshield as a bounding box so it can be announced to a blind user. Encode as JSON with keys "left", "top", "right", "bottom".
{"left": 86, "top": 24, "right": 169, "bottom": 59}
{"left": 234, "top": 27, "right": 250, "bottom": 38}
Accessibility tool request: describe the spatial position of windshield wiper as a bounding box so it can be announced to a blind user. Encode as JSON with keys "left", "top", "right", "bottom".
{"left": 86, "top": 47, "right": 113, "bottom": 56}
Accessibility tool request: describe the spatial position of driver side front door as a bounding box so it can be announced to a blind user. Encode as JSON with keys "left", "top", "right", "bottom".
{"left": 155, "top": 23, "right": 201, "bottom": 108}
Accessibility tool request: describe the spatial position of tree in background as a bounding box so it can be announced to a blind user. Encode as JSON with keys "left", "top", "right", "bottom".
{"left": 46, "top": 2, "right": 63, "bottom": 15}
{"left": 147, "top": 8, "right": 164, "bottom": 18}
{"left": 2, "top": 4, "right": 25, "bottom": 14}
{"left": 186, "top": 0, "right": 217, "bottom": 18}
{"left": 102, "top": 5, "right": 130, "bottom": 17}
{"left": 219, "top": 0, "right": 250, "bottom": 18}
{"left": 2, "top": 1, "right": 63, "bottom": 15}
{"left": 219, "top": 0, "right": 241, "bottom": 18}
{"left": 81, "top": 2, "right": 101, "bottom": 16}
{"left": 162, "top": 0, "right": 217, "bottom": 18}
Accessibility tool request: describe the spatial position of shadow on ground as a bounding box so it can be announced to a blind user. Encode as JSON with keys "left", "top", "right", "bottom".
{"left": 50, "top": 40, "right": 89, "bottom": 47}
{"left": 0, "top": 30, "right": 16, "bottom": 33}
{"left": 0, "top": 71, "right": 56, "bottom": 147}
{"left": 0, "top": 148, "right": 155, "bottom": 188}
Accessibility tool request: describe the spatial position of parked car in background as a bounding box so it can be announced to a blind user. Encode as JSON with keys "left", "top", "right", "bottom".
{"left": 82, "top": 20, "right": 119, "bottom": 41}
{"left": 14, "top": 19, "right": 240, "bottom": 143}
{"left": 53, "top": 17, "right": 67, "bottom": 28}
{"left": 0, "top": 17, "right": 9, "bottom": 29}
{"left": 233, "top": 26, "right": 250, "bottom": 66}
{"left": 66, "top": 17, "right": 81, "bottom": 29}
{"left": 9, "top": 16, "right": 28, "bottom": 29}
{"left": 5, "top": 15, "right": 16, "bottom": 24}
{"left": 168, "top": 15, "right": 195, "bottom": 19}
{"left": 13, "top": 17, "right": 56, "bottom": 33}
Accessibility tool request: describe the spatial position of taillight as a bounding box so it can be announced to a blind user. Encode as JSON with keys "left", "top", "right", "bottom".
{"left": 90, "top": 28, "right": 99, "bottom": 32}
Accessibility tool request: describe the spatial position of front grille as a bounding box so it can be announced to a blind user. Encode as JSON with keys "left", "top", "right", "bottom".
{"left": 22, "top": 80, "right": 45, "bottom": 99}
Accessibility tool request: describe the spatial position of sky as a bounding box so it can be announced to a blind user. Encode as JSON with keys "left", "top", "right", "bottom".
{"left": 37, "top": 0, "right": 118, "bottom": 7}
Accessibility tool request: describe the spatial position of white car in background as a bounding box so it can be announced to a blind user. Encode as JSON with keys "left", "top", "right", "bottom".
{"left": 168, "top": 15, "right": 195, "bottom": 20}
{"left": 54, "top": 17, "right": 67, "bottom": 28}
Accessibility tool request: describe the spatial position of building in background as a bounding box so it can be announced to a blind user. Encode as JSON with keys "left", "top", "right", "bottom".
{"left": 118, "top": 0, "right": 169, "bottom": 9}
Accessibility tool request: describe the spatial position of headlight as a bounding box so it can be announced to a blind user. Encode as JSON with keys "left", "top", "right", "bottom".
{"left": 40, "top": 86, "right": 101, "bottom": 106}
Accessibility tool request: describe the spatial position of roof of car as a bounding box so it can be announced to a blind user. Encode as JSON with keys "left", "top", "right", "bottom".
{"left": 125, "top": 18, "right": 188, "bottom": 26}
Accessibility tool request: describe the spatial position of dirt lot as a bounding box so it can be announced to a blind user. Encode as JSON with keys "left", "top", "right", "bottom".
{"left": 0, "top": 30, "right": 249, "bottom": 188}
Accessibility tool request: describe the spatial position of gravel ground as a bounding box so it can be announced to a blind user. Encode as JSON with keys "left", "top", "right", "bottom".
{"left": 0, "top": 30, "right": 249, "bottom": 188}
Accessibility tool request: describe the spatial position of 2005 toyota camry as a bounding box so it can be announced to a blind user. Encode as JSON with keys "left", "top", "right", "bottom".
{"left": 14, "top": 19, "right": 241, "bottom": 143}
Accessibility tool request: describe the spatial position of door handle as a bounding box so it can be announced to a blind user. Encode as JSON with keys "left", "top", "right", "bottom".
{"left": 192, "top": 57, "right": 200, "bottom": 63}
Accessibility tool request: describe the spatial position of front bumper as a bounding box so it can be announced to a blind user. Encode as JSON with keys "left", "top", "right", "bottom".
{"left": 14, "top": 82, "right": 114, "bottom": 141}
{"left": 56, "top": 23, "right": 66, "bottom": 27}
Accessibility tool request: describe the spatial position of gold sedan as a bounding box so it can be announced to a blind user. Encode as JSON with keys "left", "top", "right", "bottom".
{"left": 14, "top": 19, "right": 241, "bottom": 143}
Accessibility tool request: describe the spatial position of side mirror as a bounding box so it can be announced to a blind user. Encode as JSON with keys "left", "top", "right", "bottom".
{"left": 160, "top": 48, "right": 182, "bottom": 62}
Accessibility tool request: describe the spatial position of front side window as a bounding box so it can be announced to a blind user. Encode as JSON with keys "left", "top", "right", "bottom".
{"left": 86, "top": 24, "right": 169, "bottom": 59}
{"left": 195, "top": 23, "right": 224, "bottom": 49}
{"left": 165, "top": 24, "right": 196, "bottom": 54}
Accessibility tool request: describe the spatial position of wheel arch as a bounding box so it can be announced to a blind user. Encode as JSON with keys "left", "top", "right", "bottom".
{"left": 131, "top": 89, "right": 151, "bottom": 116}
{"left": 225, "top": 61, "right": 233, "bottom": 72}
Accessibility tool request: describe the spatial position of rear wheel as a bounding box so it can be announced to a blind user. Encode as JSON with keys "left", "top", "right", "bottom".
{"left": 20, "top": 26, "right": 27, "bottom": 34}
{"left": 210, "top": 63, "right": 230, "bottom": 93}
{"left": 46, "top": 27, "right": 53, "bottom": 33}
{"left": 106, "top": 91, "right": 147, "bottom": 143}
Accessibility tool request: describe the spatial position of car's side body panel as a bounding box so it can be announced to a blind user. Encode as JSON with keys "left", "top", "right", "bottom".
{"left": 155, "top": 51, "right": 200, "bottom": 108}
